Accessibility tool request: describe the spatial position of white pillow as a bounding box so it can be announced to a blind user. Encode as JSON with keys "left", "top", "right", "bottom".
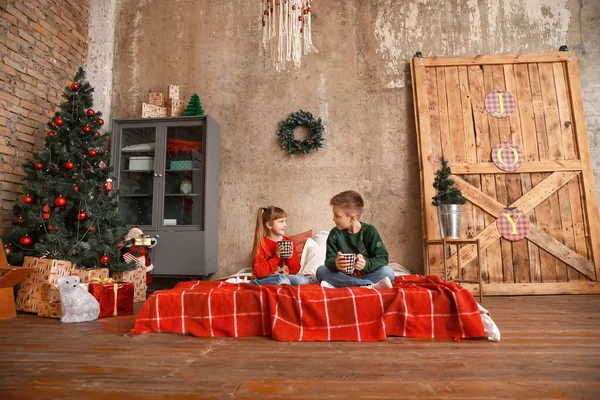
{"left": 299, "top": 238, "right": 327, "bottom": 275}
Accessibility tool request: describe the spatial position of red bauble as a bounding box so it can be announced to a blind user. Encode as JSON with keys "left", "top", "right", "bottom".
{"left": 89, "top": 225, "right": 97, "bottom": 232}
{"left": 65, "top": 161, "right": 75, "bottom": 169}
{"left": 42, "top": 213, "right": 51, "bottom": 220}
{"left": 15, "top": 216, "right": 24, "bottom": 224}
{"left": 95, "top": 132, "right": 101, "bottom": 137}
{"left": 54, "top": 117, "right": 64, "bottom": 126}
{"left": 100, "top": 255, "right": 110, "bottom": 265}
{"left": 42, "top": 204, "right": 51, "bottom": 212}
{"left": 48, "top": 225, "right": 59, "bottom": 231}
{"left": 71, "top": 82, "right": 80, "bottom": 91}
{"left": 54, "top": 196, "right": 66, "bottom": 207}
{"left": 23, "top": 195, "right": 33, "bottom": 204}
{"left": 77, "top": 211, "right": 88, "bottom": 221}
{"left": 87, "top": 109, "right": 95, "bottom": 116}
{"left": 97, "top": 118, "right": 104, "bottom": 126}
{"left": 82, "top": 125, "right": 91, "bottom": 134}
{"left": 34, "top": 162, "right": 43, "bottom": 170}
{"left": 73, "top": 185, "right": 79, "bottom": 192}
{"left": 88, "top": 149, "right": 97, "bottom": 157}
{"left": 104, "top": 178, "right": 113, "bottom": 192}
{"left": 47, "top": 131, "right": 56, "bottom": 137}
{"left": 19, "top": 235, "right": 33, "bottom": 247}
{"left": 4, "top": 246, "right": 12, "bottom": 255}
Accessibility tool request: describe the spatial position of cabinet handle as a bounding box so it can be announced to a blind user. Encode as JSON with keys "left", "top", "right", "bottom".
{"left": 154, "top": 173, "right": 158, "bottom": 177}
{"left": 156, "top": 235, "right": 160, "bottom": 238}
{"left": 158, "top": 174, "right": 162, "bottom": 177}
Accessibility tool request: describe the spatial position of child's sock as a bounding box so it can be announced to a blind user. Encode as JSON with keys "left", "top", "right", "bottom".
{"left": 320, "top": 280, "right": 335, "bottom": 289}
{"left": 372, "top": 276, "right": 393, "bottom": 290}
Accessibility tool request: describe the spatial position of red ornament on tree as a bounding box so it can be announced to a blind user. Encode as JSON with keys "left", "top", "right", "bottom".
{"left": 98, "top": 161, "right": 107, "bottom": 170}
{"left": 100, "top": 255, "right": 110, "bottom": 265}
{"left": 48, "top": 225, "right": 59, "bottom": 231}
{"left": 54, "top": 117, "right": 64, "bottom": 126}
{"left": 15, "top": 216, "right": 24, "bottom": 224}
{"left": 43, "top": 204, "right": 51, "bottom": 212}
{"left": 88, "top": 149, "right": 97, "bottom": 157}
{"left": 77, "top": 211, "right": 88, "bottom": 221}
{"left": 97, "top": 118, "right": 104, "bottom": 126}
{"left": 71, "top": 82, "right": 80, "bottom": 91}
{"left": 55, "top": 196, "right": 66, "bottom": 207}
{"left": 82, "top": 125, "right": 91, "bottom": 134}
{"left": 42, "top": 213, "right": 51, "bottom": 220}
{"left": 19, "top": 235, "right": 33, "bottom": 247}
{"left": 104, "top": 178, "right": 113, "bottom": 192}
{"left": 87, "top": 109, "right": 95, "bottom": 116}
{"left": 65, "top": 161, "right": 75, "bottom": 170}
{"left": 73, "top": 184, "right": 79, "bottom": 192}
{"left": 89, "top": 225, "right": 97, "bottom": 232}
{"left": 4, "top": 246, "right": 12, "bottom": 255}
{"left": 95, "top": 132, "right": 101, "bottom": 137}
{"left": 23, "top": 195, "right": 33, "bottom": 204}
{"left": 47, "top": 130, "right": 56, "bottom": 137}
{"left": 34, "top": 162, "right": 43, "bottom": 170}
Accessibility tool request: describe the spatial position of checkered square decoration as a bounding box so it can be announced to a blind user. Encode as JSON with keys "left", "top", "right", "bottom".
{"left": 496, "top": 208, "right": 530, "bottom": 241}
{"left": 485, "top": 89, "right": 516, "bottom": 118}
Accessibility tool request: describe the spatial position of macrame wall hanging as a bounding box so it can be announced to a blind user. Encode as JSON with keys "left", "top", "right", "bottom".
{"left": 262, "top": 0, "right": 317, "bottom": 72}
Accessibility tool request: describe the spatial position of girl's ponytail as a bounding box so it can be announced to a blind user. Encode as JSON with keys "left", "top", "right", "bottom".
{"left": 251, "top": 207, "right": 266, "bottom": 260}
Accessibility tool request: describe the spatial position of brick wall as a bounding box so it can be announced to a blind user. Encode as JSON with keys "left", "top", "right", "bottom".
{"left": 0, "top": 0, "right": 89, "bottom": 236}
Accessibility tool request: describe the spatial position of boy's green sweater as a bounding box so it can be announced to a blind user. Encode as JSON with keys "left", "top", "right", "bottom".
{"left": 325, "top": 222, "right": 389, "bottom": 273}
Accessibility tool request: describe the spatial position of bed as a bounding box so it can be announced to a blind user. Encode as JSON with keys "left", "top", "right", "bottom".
{"left": 131, "top": 275, "right": 492, "bottom": 341}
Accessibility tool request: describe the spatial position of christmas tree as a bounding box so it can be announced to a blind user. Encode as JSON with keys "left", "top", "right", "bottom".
{"left": 2, "top": 68, "right": 131, "bottom": 271}
{"left": 182, "top": 94, "right": 204, "bottom": 116}
{"left": 432, "top": 157, "right": 467, "bottom": 206}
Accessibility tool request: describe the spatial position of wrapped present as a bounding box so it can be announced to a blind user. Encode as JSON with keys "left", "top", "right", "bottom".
{"left": 110, "top": 266, "right": 146, "bottom": 302}
{"left": 88, "top": 281, "right": 134, "bottom": 318}
{"left": 37, "top": 300, "right": 62, "bottom": 319}
{"left": 168, "top": 84, "right": 180, "bottom": 100}
{"left": 40, "top": 282, "right": 89, "bottom": 303}
{"left": 70, "top": 268, "right": 109, "bottom": 283}
{"left": 15, "top": 281, "right": 43, "bottom": 313}
{"left": 16, "top": 257, "right": 76, "bottom": 312}
{"left": 142, "top": 103, "right": 167, "bottom": 118}
{"left": 167, "top": 98, "right": 186, "bottom": 117}
{"left": 148, "top": 92, "right": 164, "bottom": 106}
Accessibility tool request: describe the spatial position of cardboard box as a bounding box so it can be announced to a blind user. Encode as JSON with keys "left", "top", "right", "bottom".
{"left": 0, "top": 240, "right": 35, "bottom": 319}
{"left": 142, "top": 103, "right": 167, "bottom": 118}
{"left": 110, "top": 266, "right": 147, "bottom": 303}
{"left": 168, "top": 84, "right": 180, "bottom": 100}
{"left": 148, "top": 92, "right": 164, "bottom": 106}
{"left": 167, "top": 98, "right": 186, "bottom": 117}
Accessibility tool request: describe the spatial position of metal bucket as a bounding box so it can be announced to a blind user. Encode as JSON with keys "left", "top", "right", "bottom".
{"left": 437, "top": 204, "right": 461, "bottom": 239}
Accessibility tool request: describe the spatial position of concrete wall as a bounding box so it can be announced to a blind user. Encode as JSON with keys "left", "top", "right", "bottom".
{"left": 111, "top": 0, "right": 600, "bottom": 277}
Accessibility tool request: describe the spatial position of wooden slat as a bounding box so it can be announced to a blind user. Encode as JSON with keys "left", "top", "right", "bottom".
{"left": 467, "top": 65, "right": 495, "bottom": 283}
{"left": 411, "top": 60, "right": 439, "bottom": 267}
{"left": 504, "top": 64, "right": 530, "bottom": 283}
{"left": 445, "top": 67, "right": 466, "bottom": 163}
{"left": 491, "top": 65, "right": 514, "bottom": 284}
{"left": 461, "top": 281, "right": 600, "bottom": 295}
{"left": 553, "top": 61, "right": 584, "bottom": 282}
{"left": 514, "top": 63, "right": 542, "bottom": 282}
{"left": 450, "top": 160, "right": 582, "bottom": 174}
{"left": 436, "top": 68, "right": 452, "bottom": 162}
{"left": 529, "top": 63, "right": 557, "bottom": 282}
{"left": 419, "top": 52, "right": 571, "bottom": 67}
{"left": 445, "top": 171, "right": 580, "bottom": 278}
{"left": 539, "top": 62, "right": 569, "bottom": 282}
{"left": 565, "top": 54, "right": 600, "bottom": 280}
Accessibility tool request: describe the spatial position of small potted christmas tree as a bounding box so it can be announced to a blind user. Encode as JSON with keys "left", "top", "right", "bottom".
{"left": 432, "top": 157, "right": 466, "bottom": 239}
{"left": 182, "top": 94, "right": 204, "bottom": 116}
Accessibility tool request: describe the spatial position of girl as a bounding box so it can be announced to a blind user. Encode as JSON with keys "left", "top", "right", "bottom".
{"left": 250, "top": 206, "right": 317, "bottom": 286}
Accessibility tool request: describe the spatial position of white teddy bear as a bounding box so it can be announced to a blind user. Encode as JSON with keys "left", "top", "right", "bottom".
{"left": 57, "top": 276, "right": 100, "bottom": 323}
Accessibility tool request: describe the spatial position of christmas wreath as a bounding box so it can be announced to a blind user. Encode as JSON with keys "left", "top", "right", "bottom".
{"left": 277, "top": 110, "right": 325, "bottom": 155}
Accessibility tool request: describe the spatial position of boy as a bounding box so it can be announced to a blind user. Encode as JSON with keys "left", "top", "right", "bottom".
{"left": 316, "top": 190, "right": 394, "bottom": 289}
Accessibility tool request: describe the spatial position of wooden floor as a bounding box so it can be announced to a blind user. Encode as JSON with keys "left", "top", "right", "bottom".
{"left": 0, "top": 295, "right": 599, "bottom": 399}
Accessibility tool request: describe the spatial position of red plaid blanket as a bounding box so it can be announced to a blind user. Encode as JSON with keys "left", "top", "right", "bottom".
{"left": 131, "top": 275, "right": 485, "bottom": 341}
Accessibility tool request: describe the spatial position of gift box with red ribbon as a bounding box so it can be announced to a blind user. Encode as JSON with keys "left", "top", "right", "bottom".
{"left": 88, "top": 279, "right": 134, "bottom": 318}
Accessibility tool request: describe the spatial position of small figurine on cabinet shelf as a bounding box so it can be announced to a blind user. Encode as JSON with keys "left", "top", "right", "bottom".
{"left": 180, "top": 179, "right": 192, "bottom": 194}
{"left": 119, "top": 226, "right": 156, "bottom": 283}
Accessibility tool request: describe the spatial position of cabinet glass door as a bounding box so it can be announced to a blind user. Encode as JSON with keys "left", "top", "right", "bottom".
{"left": 118, "top": 126, "right": 157, "bottom": 226}
{"left": 162, "top": 125, "right": 204, "bottom": 227}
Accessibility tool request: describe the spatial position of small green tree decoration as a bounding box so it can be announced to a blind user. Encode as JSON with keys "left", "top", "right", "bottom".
{"left": 432, "top": 157, "right": 466, "bottom": 206}
{"left": 182, "top": 94, "right": 204, "bottom": 116}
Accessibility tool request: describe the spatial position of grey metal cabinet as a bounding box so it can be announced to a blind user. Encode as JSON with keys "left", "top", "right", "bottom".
{"left": 111, "top": 116, "right": 220, "bottom": 277}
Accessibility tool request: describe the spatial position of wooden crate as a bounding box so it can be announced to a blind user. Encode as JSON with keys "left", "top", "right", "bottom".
{"left": 410, "top": 51, "right": 600, "bottom": 295}
{"left": 142, "top": 103, "right": 167, "bottom": 118}
{"left": 167, "top": 98, "right": 186, "bottom": 117}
